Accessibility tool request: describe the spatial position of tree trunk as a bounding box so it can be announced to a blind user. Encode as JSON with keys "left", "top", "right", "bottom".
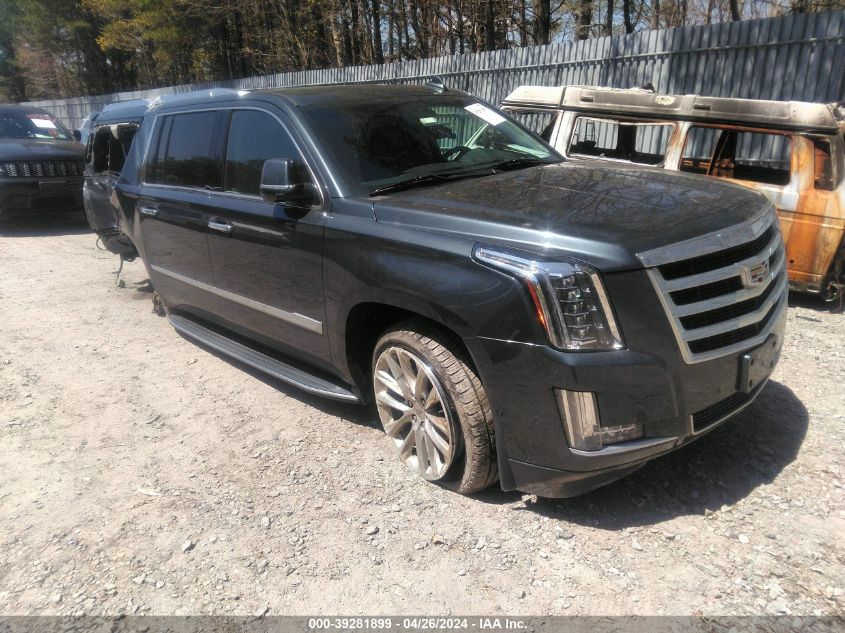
{"left": 606, "top": 0, "right": 614, "bottom": 36}
{"left": 576, "top": 0, "right": 593, "bottom": 40}
{"left": 730, "top": 0, "right": 741, "bottom": 20}
{"left": 455, "top": 0, "right": 465, "bottom": 53}
{"left": 484, "top": 0, "right": 495, "bottom": 50}
{"left": 532, "top": 0, "right": 550, "bottom": 45}
{"left": 622, "top": 0, "right": 634, "bottom": 33}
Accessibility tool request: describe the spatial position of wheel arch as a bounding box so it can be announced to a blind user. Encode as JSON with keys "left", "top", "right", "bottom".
{"left": 342, "top": 300, "right": 479, "bottom": 405}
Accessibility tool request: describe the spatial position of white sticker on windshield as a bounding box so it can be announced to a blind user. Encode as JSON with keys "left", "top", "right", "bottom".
{"left": 464, "top": 103, "right": 506, "bottom": 126}
{"left": 31, "top": 118, "right": 57, "bottom": 129}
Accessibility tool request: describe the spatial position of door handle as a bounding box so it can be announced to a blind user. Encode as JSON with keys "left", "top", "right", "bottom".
{"left": 139, "top": 206, "right": 158, "bottom": 217}
{"left": 208, "top": 219, "right": 233, "bottom": 234}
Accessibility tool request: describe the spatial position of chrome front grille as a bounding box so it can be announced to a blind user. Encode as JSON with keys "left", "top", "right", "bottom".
{"left": 638, "top": 209, "right": 788, "bottom": 363}
{"left": 1, "top": 160, "right": 83, "bottom": 178}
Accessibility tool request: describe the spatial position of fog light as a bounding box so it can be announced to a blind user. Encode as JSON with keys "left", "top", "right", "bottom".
{"left": 555, "top": 389, "right": 644, "bottom": 451}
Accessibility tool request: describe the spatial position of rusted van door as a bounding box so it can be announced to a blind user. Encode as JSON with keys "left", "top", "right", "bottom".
{"left": 678, "top": 126, "right": 843, "bottom": 296}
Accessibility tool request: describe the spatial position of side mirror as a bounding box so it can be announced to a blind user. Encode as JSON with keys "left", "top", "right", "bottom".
{"left": 72, "top": 129, "right": 82, "bottom": 142}
{"left": 259, "top": 158, "right": 317, "bottom": 207}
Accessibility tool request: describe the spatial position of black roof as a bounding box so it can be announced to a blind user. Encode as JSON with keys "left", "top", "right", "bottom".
{"left": 92, "top": 98, "right": 151, "bottom": 125}
{"left": 59, "top": 83, "right": 464, "bottom": 126}
{"left": 260, "top": 83, "right": 460, "bottom": 107}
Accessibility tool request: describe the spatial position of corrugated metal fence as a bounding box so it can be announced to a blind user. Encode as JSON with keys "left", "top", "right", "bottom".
{"left": 25, "top": 10, "right": 845, "bottom": 129}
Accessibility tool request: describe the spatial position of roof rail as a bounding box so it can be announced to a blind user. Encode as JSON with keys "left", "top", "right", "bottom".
{"left": 148, "top": 88, "right": 248, "bottom": 110}
{"left": 100, "top": 98, "right": 151, "bottom": 114}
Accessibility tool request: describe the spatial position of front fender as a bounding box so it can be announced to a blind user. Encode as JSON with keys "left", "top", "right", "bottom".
{"left": 322, "top": 205, "right": 543, "bottom": 383}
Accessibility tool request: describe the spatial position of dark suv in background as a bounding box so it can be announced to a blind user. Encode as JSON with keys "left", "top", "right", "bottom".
{"left": 0, "top": 105, "right": 84, "bottom": 218}
{"left": 88, "top": 84, "right": 786, "bottom": 497}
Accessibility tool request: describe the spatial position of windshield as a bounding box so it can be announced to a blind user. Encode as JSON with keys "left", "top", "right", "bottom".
{"left": 299, "top": 93, "right": 561, "bottom": 196}
{"left": 0, "top": 111, "right": 74, "bottom": 141}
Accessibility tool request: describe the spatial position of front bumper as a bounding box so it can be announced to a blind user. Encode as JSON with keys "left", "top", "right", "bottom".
{"left": 464, "top": 270, "right": 788, "bottom": 498}
{"left": 0, "top": 177, "right": 83, "bottom": 215}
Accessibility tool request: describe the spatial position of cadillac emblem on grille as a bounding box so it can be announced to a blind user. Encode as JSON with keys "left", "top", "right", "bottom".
{"left": 743, "top": 259, "right": 770, "bottom": 286}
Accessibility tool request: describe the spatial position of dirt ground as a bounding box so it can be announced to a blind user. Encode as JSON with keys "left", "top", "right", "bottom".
{"left": 0, "top": 216, "right": 843, "bottom": 618}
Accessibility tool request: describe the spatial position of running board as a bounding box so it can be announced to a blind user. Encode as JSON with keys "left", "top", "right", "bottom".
{"left": 168, "top": 314, "right": 360, "bottom": 403}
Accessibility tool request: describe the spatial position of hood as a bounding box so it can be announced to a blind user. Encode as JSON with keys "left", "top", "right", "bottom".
{"left": 372, "top": 161, "right": 773, "bottom": 271}
{"left": 0, "top": 139, "right": 85, "bottom": 161}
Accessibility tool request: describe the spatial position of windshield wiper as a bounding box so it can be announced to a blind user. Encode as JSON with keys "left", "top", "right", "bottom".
{"left": 368, "top": 158, "right": 553, "bottom": 196}
{"left": 485, "top": 157, "right": 552, "bottom": 172}
{"left": 369, "top": 170, "right": 483, "bottom": 196}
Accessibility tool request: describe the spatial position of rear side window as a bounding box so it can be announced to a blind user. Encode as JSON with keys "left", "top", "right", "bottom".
{"left": 148, "top": 111, "right": 220, "bottom": 189}
{"left": 681, "top": 127, "right": 792, "bottom": 186}
{"left": 224, "top": 110, "right": 302, "bottom": 196}
{"left": 90, "top": 125, "right": 136, "bottom": 175}
{"left": 812, "top": 138, "right": 834, "bottom": 191}
{"left": 569, "top": 116, "right": 673, "bottom": 165}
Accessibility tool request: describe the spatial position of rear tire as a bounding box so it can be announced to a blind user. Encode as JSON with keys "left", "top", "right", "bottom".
{"left": 372, "top": 320, "right": 497, "bottom": 495}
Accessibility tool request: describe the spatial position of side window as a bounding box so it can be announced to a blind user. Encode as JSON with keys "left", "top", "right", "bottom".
{"left": 504, "top": 110, "right": 559, "bottom": 141}
{"left": 812, "top": 138, "right": 834, "bottom": 191}
{"left": 148, "top": 111, "right": 220, "bottom": 189}
{"left": 224, "top": 110, "right": 303, "bottom": 196}
{"left": 570, "top": 117, "right": 617, "bottom": 157}
{"left": 681, "top": 126, "right": 792, "bottom": 186}
{"left": 568, "top": 116, "right": 672, "bottom": 165}
{"left": 91, "top": 127, "right": 110, "bottom": 172}
{"left": 90, "top": 125, "right": 135, "bottom": 175}
{"left": 679, "top": 126, "right": 720, "bottom": 174}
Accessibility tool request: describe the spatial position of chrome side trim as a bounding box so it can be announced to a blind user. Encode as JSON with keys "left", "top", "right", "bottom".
{"left": 569, "top": 435, "right": 678, "bottom": 457}
{"left": 636, "top": 205, "right": 773, "bottom": 268}
{"left": 150, "top": 264, "right": 323, "bottom": 335}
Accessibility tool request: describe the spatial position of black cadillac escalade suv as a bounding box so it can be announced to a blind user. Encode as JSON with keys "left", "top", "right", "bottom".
{"left": 0, "top": 105, "right": 84, "bottom": 217}
{"left": 90, "top": 84, "right": 787, "bottom": 497}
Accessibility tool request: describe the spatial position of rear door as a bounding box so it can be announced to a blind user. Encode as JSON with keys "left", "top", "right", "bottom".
{"left": 204, "top": 107, "right": 330, "bottom": 363}
{"left": 83, "top": 122, "right": 137, "bottom": 235}
{"left": 137, "top": 109, "right": 226, "bottom": 315}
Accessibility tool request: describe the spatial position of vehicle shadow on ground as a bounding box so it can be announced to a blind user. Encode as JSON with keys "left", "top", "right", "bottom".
{"left": 174, "top": 328, "right": 809, "bottom": 525}
{"left": 479, "top": 380, "right": 809, "bottom": 528}
{"left": 0, "top": 213, "right": 91, "bottom": 237}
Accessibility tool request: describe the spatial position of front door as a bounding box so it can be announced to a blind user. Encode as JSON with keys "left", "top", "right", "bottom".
{"left": 204, "top": 107, "right": 330, "bottom": 364}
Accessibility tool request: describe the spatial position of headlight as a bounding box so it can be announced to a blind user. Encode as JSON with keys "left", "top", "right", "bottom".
{"left": 473, "top": 244, "right": 623, "bottom": 351}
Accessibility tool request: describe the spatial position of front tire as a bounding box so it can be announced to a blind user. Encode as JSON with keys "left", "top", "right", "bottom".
{"left": 372, "top": 321, "right": 497, "bottom": 495}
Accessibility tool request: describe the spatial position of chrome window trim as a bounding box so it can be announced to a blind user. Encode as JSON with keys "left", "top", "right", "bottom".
{"left": 150, "top": 264, "right": 323, "bottom": 335}
{"left": 139, "top": 105, "right": 326, "bottom": 211}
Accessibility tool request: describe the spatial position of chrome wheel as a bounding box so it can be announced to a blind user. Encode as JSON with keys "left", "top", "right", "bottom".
{"left": 373, "top": 346, "right": 458, "bottom": 480}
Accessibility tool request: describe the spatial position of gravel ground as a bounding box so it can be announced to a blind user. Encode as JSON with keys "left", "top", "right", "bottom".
{"left": 0, "top": 216, "right": 843, "bottom": 617}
